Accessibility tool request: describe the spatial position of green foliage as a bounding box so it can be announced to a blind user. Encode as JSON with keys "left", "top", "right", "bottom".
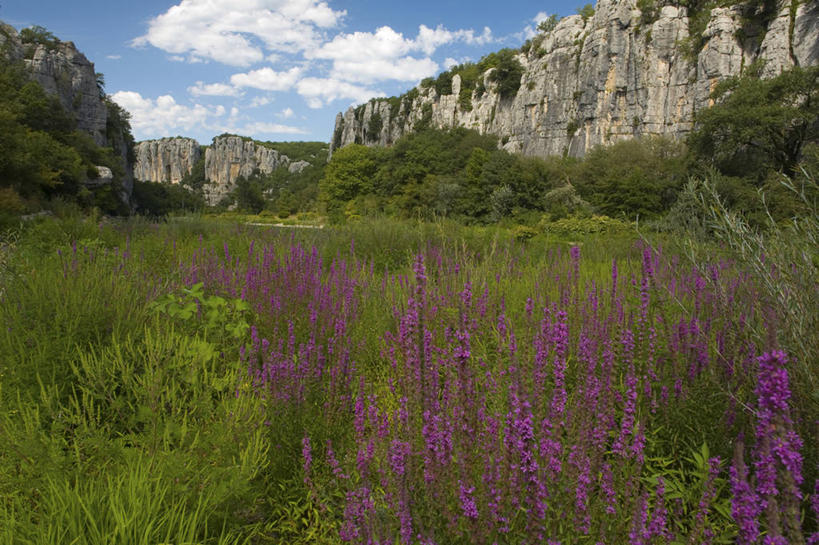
{"left": 539, "top": 213, "right": 632, "bottom": 235}
{"left": 320, "top": 144, "right": 378, "bottom": 221}
{"left": 485, "top": 49, "right": 524, "bottom": 100}
{"left": 574, "top": 136, "right": 687, "bottom": 219}
{"left": 643, "top": 443, "right": 736, "bottom": 542}
{"left": 105, "top": 98, "right": 136, "bottom": 165}
{"left": 233, "top": 176, "right": 266, "bottom": 213}
{"left": 576, "top": 3, "right": 595, "bottom": 21}
{"left": 150, "top": 282, "right": 251, "bottom": 341}
{"left": 689, "top": 65, "right": 819, "bottom": 181}
{"left": 132, "top": 180, "right": 205, "bottom": 216}
{"left": 682, "top": 169, "right": 819, "bottom": 415}
{"left": 19, "top": 25, "right": 60, "bottom": 54}
{"left": 637, "top": 0, "right": 660, "bottom": 26}
{"left": 255, "top": 141, "right": 328, "bottom": 164}
{"left": 537, "top": 14, "right": 560, "bottom": 33}
{"left": 367, "top": 112, "right": 383, "bottom": 141}
{"left": 0, "top": 48, "right": 131, "bottom": 215}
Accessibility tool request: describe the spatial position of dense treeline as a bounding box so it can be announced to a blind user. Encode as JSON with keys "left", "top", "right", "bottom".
{"left": 322, "top": 65, "right": 819, "bottom": 226}
{"left": 0, "top": 30, "right": 134, "bottom": 224}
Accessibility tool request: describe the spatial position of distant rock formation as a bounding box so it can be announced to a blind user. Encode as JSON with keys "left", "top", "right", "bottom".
{"left": 331, "top": 0, "right": 819, "bottom": 159}
{"left": 134, "top": 135, "right": 310, "bottom": 205}
{"left": 134, "top": 138, "right": 202, "bottom": 184}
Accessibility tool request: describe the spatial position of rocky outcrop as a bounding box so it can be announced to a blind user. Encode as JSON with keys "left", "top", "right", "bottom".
{"left": 331, "top": 0, "right": 818, "bottom": 159}
{"left": 134, "top": 138, "right": 202, "bottom": 184}
{"left": 24, "top": 40, "right": 108, "bottom": 147}
{"left": 1, "top": 22, "right": 134, "bottom": 203}
{"left": 203, "top": 136, "right": 292, "bottom": 205}
{"left": 0, "top": 23, "right": 24, "bottom": 61}
{"left": 133, "top": 135, "right": 312, "bottom": 205}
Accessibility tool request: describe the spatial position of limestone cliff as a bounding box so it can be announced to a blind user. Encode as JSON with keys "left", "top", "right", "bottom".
{"left": 203, "top": 136, "right": 292, "bottom": 205}
{"left": 331, "top": 0, "right": 819, "bottom": 158}
{"left": 133, "top": 135, "right": 312, "bottom": 205}
{"left": 134, "top": 138, "right": 202, "bottom": 184}
{"left": 24, "top": 40, "right": 108, "bottom": 147}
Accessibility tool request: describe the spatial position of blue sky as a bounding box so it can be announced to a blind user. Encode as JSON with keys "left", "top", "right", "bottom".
{"left": 3, "top": 0, "right": 582, "bottom": 144}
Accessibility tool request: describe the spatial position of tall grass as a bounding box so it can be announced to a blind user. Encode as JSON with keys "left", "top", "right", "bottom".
{"left": 0, "top": 213, "right": 815, "bottom": 543}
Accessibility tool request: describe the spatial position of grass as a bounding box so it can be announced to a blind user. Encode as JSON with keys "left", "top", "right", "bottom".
{"left": 0, "top": 212, "right": 815, "bottom": 543}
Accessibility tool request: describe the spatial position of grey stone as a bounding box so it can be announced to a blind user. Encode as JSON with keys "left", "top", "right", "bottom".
{"left": 202, "top": 136, "right": 291, "bottom": 205}
{"left": 329, "top": 0, "right": 817, "bottom": 159}
{"left": 134, "top": 138, "right": 202, "bottom": 184}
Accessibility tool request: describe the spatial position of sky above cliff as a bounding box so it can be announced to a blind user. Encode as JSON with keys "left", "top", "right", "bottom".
{"left": 4, "top": 0, "right": 582, "bottom": 144}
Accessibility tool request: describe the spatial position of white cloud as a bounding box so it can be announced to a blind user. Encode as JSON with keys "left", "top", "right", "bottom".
{"left": 106, "top": 54, "right": 121, "bottom": 60}
{"left": 132, "top": 0, "right": 346, "bottom": 67}
{"left": 296, "top": 77, "right": 383, "bottom": 108}
{"left": 444, "top": 57, "right": 459, "bottom": 69}
{"left": 230, "top": 66, "right": 303, "bottom": 91}
{"left": 278, "top": 107, "right": 295, "bottom": 119}
{"left": 307, "top": 24, "right": 490, "bottom": 85}
{"left": 249, "top": 96, "right": 273, "bottom": 108}
{"left": 188, "top": 81, "right": 241, "bottom": 97}
{"left": 330, "top": 57, "right": 438, "bottom": 84}
{"left": 111, "top": 91, "right": 225, "bottom": 138}
{"left": 414, "top": 25, "right": 494, "bottom": 55}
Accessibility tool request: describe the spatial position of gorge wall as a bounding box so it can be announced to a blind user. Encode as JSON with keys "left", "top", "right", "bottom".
{"left": 134, "top": 138, "right": 202, "bottom": 185}
{"left": 331, "top": 0, "right": 819, "bottom": 159}
{"left": 134, "top": 135, "right": 307, "bottom": 205}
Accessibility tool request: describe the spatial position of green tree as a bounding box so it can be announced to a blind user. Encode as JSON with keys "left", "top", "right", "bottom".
{"left": 320, "top": 144, "right": 377, "bottom": 219}
{"left": 574, "top": 136, "right": 687, "bottom": 218}
{"left": 537, "top": 15, "right": 559, "bottom": 33}
{"left": 689, "top": 65, "right": 819, "bottom": 180}
{"left": 576, "top": 3, "right": 595, "bottom": 21}
{"left": 486, "top": 49, "right": 524, "bottom": 100}
{"left": 234, "top": 177, "right": 265, "bottom": 213}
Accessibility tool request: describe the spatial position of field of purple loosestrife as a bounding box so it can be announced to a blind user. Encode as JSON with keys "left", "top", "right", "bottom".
{"left": 0, "top": 215, "right": 816, "bottom": 544}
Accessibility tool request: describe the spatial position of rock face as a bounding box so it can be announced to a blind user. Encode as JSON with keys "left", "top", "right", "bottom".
{"left": 24, "top": 41, "right": 108, "bottom": 147}
{"left": 202, "top": 136, "right": 291, "bottom": 205}
{"left": 331, "top": 0, "right": 818, "bottom": 159}
{"left": 134, "top": 138, "right": 202, "bottom": 184}
{"left": 0, "top": 22, "right": 134, "bottom": 202}
{"left": 133, "top": 135, "right": 307, "bottom": 205}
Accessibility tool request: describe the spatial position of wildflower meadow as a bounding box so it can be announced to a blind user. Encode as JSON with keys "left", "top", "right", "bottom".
{"left": 0, "top": 215, "right": 816, "bottom": 544}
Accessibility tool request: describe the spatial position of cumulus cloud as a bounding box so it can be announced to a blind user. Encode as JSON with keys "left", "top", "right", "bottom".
{"left": 296, "top": 77, "right": 383, "bottom": 109}
{"left": 110, "top": 91, "right": 225, "bottom": 139}
{"left": 132, "top": 0, "right": 346, "bottom": 66}
{"left": 307, "top": 24, "right": 493, "bottom": 84}
{"left": 188, "top": 81, "right": 241, "bottom": 97}
{"left": 230, "top": 66, "right": 304, "bottom": 91}
{"left": 414, "top": 24, "right": 494, "bottom": 55}
{"left": 278, "top": 107, "right": 295, "bottom": 119}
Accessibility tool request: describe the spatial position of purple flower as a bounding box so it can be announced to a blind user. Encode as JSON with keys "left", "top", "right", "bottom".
{"left": 389, "top": 439, "right": 411, "bottom": 477}
{"left": 459, "top": 480, "right": 479, "bottom": 521}
{"left": 730, "top": 441, "right": 761, "bottom": 545}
